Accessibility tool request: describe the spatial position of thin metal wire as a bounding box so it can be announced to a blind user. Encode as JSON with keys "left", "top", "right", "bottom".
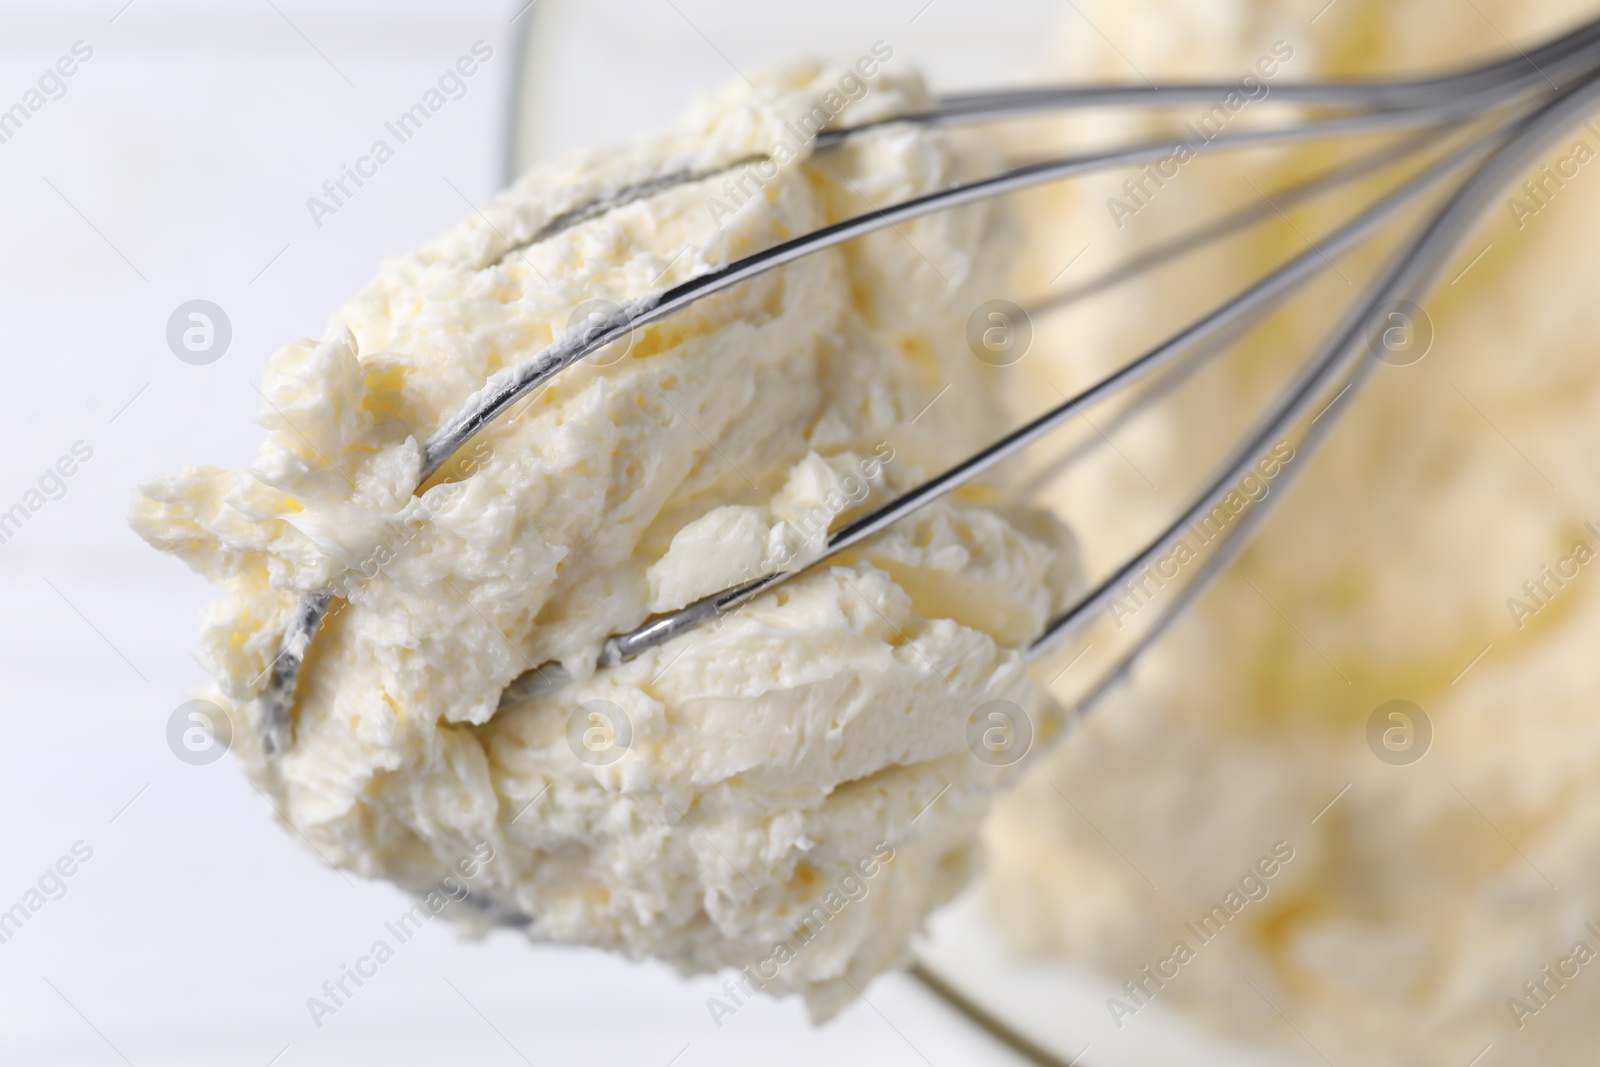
{"left": 1031, "top": 126, "right": 1457, "bottom": 316}
{"left": 1010, "top": 129, "right": 1469, "bottom": 499}
{"left": 473, "top": 24, "right": 1600, "bottom": 1067}
{"left": 906, "top": 961, "right": 1084, "bottom": 1067}
{"left": 817, "top": 14, "right": 1600, "bottom": 143}
{"left": 917, "top": 70, "right": 1600, "bottom": 1067}
{"left": 420, "top": 93, "right": 1496, "bottom": 482}
{"left": 592, "top": 128, "right": 1498, "bottom": 669}
{"left": 1038, "top": 67, "right": 1600, "bottom": 672}
{"left": 259, "top": 19, "right": 1600, "bottom": 754}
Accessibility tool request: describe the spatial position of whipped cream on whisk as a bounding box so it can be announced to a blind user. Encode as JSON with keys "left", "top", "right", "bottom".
{"left": 132, "top": 62, "right": 1078, "bottom": 1018}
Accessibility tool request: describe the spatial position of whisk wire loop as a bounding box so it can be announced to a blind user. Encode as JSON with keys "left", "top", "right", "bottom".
{"left": 258, "top": 18, "right": 1600, "bottom": 753}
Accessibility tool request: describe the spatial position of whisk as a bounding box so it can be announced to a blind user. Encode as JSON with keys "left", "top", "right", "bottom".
{"left": 259, "top": 16, "right": 1600, "bottom": 756}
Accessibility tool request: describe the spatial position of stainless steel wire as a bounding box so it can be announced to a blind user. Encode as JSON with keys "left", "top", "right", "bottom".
{"left": 1060, "top": 63, "right": 1600, "bottom": 719}
{"left": 257, "top": 16, "right": 1600, "bottom": 754}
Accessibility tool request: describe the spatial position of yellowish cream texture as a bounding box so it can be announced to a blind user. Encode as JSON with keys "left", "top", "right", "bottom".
{"left": 986, "top": 0, "right": 1600, "bottom": 1061}
{"left": 133, "top": 64, "right": 1080, "bottom": 1018}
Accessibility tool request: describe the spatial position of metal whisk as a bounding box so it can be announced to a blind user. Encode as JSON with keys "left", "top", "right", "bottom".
{"left": 259, "top": 16, "right": 1600, "bottom": 756}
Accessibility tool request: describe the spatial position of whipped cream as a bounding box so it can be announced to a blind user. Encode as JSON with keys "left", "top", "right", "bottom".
{"left": 134, "top": 61, "right": 1080, "bottom": 1018}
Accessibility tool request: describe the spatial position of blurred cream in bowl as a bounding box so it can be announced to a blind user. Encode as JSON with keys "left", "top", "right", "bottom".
{"left": 982, "top": 0, "right": 1600, "bottom": 1063}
